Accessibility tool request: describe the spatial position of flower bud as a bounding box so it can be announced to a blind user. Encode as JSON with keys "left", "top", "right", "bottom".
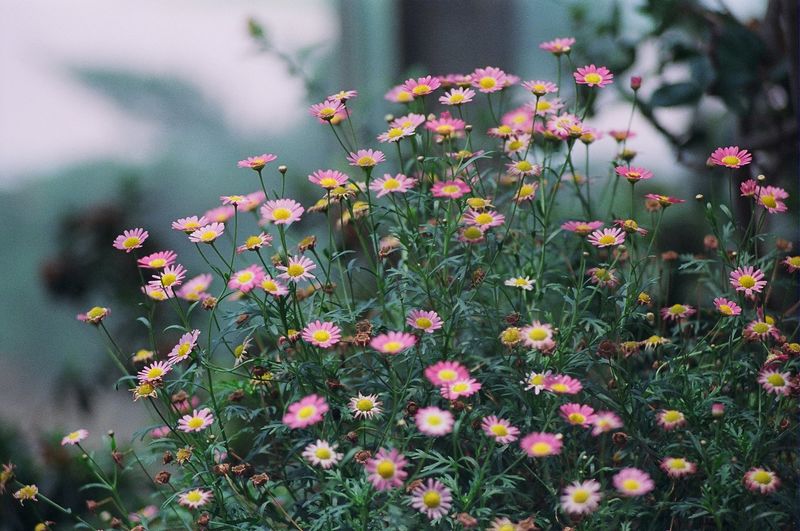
{"left": 278, "top": 165, "right": 288, "bottom": 174}
{"left": 630, "top": 75, "right": 642, "bottom": 90}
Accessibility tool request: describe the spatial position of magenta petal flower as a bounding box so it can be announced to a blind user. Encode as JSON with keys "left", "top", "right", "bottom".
{"left": 365, "top": 448, "right": 408, "bottom": 491}
{"left": 282, "top": 394, "right": 328, "bottom": 429}
{"left": 370, "top": 331, "right": 416, "bottom": 354}
{"left": 409, "top": 478, "right": 452, "bottom": 520}
{"left": 237, "top": 154, "right": 277, "bottom": 171}
{"left": 113, "top": 228, "right": 149, "bottom": 253}
{"left": 613, "top": 467, "right": 654, "bottom": 497}
{"left": 709, "top": 145, "right": 752, "bottom": 168}
{"left": 574, "top": 65, "right": 614, "bottom": 88}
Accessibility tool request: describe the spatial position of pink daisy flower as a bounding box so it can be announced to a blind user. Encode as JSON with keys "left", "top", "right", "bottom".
{"left": 241, "top": 190, "right": 266, "bottom": 211}
{"left": 613, "top": 468, "right": 654, "bottom": 497}
{"left": 204, "top": 205, "right": 235, "bottom": 223}
{"left": 260, "top": 199, "right": 304, "bottom": 226}
{"left": 561, "top": 479, "right": 602, "bottom": 515}
{"left": 377, "top": 125, "right": 415, "bottom": 143}
{"left": 391, "top": 113, "right": 426, "bottom": 130}
{"left": 644, "top": 193, "right": 685, "bottom": 207}
{"left": 758, "top": 368, "right": 793, "bottom": 396}
{"left": 440, "top": 377, "right": 482, "bottom": 400}
{"left": 661, "top": 303, "right": 696, "bottom": 321}
{"left": 150, "top": 264, "right": 187, "bottom": 291}
{"left": 560, "top": 403, "right": 597, "bottom": 427}
{"left": 522, "top": 80, "right": 558, "bottom": 96}
{"left": 506, "top": 159, "right": 541, "bottom": 177}
{"left": 547, "top": 113, "right": 584, "bottom": 139}
{"left": 481, "top": 416, "right": 520, "bottom": 444}
{"left": 501, "top": 106, "right": 534, "bottom": 132}
{"left": 220, "top": 194, "right": 249, "bottom": 207}
{"left": 657, "top": 409, "right": 686, "bottom": 430}
{"left": 744, "top": 468, "right": 780, "bottom": 494}
{"left": 113, "top": 228, "right": 148, "bottom": 253}
{"left": 178, "top": 489, "right": 212, "bottom": 509}
{"left": 740, "top": 179, "right": 759, "bottom": 197}
{"left": 77, "top": 306, "right": 110, "bottom": 325}
{"left": 709, "top": 146, "right": 752, "bottom": 168}
{"left": 539, "top": 37, "right": 575, "bottom": 55}
{"left": 410, "top": 478, "right": 452, "bottom": 521}
{"left": 61, "top": 429, "right": 89, "bottom": 446}
{"left": 188, "top": 222, "right": 225, "bottom": 244}
{"left": 348, "top": 393, "right": 383, "bottom": 419}
{"left": 714, "top": 297, "right": 742, "bottom": 316}
{"left": 236, "top": 232, "right": 273, "bottom": 254}
{"left": 756, "top": 186, "right": 789, "bottom": 213}
{"left": 302, "top": 440, "right": 343, "bottom": 469}
{"left": 402, "top": 75, "right": 441, "bottom": 98}
{"left": 522, "top": 321, "right": 555, "bottom": 350}
{"left": 513, "top": 181, "right": 538, "bottom": 202}
{"left": 615, "top": 165, "right": 653, "bottom": 183}
{"left": 260, "top": 276, "right": 289, "bottom": 297}
{"left": 591, "top": 411, "right": 623, "bottom": 436}
{"left": 369, "top": 173, "right": 417, "bottom": 198}
{"left": 168, "top": 329, "right": 200, "bottom": 363}
{"left": 385, "top": 85, "right": 414, "bottom": 104}
{"left": 462, "top": 209, "right": 506, "bottom": 229}
{"left": 783, "top": 255, "right": 800, "bottom": 273}
{"left": 660, "top": 457, "right": 697, "bottom": 479}
{"left": 520, "top": 432, "right": 563, "bottom": 457}
{"left": 574, "top": 65, "right": 614, "bottom": 87}
{"left": 309, "top": 99, "right": 345, "bottom": 122}
{"left": 415, "top": 406, "right": 454, "bottom": 437}
{"left": 178, "top": 408, "right": 214, "bottom": 433}
{"left": 545, "top": 374, "right": 583, "bottom": 395}
{"left": 227, "top": 265, "right": 265, "bottom": 293}
{"left": 730, "top": 266, "right": 767, "bottom": 296}
{"left": 439, "top": 87, "right": 476, "bottom": 105}
{"left": 370, "top": 331, "right": 417, "bottom": 354}
{"left": 176, "top": 274, "right": 213, "bottom": 301}
{"left": 407, "top": 309, "right": 443, "bottom": 333}
{"left": 587, "top": 267, "right": 619, "bottom": 288}
{"left": 347, "top": 149, "right": 386, "bottom": 168}
{"left": 328, "top": 89, "right": 358, "bottom": 102}
{"left": 237, "top": 154, "right": 277, "bottom": 171}
{"left": 276, "top": 255, "right": 316, "bottom": 283}
{"left": 562, "top": 220, "right": 604, "bottom": 235}
{"left": 282, "top": 394, "right": 328, "bottom": 429}
{"left": 431, "top": 179, "right": 470, "bottom": 199}
{"left": 137, "top": 250, "right": 177, "bottom": 269}
{"left": 365, "top": 448, "right": 408, "bottom": 491}
{"left": 172, "top": 216, "right": 209, "bottom": 233}
{"left": 301, "top": 320, "right": 342, "bottom": 349}
{"left": 424, "top": 361, "right": 469, "bottom": 386}
{"left": 588, "top": 227, "right": 625, "bottom": 248}
{"left": 425, "top": 111, "right": 465, "bottom": 138}
{"left": 522, "top": 370, "right": 551, "bottom": 394}
{"left": 458, "top": 225, "right": 485, "bottom": 244}
{"left": 309, "top": 169, "right": 349, "bottom": 190}
{"left": 471, "top": 66, "right": 509, "bottom": 93}
{"left": 143, "top": 285, "right": 169, "bottom": 301}
{"left": 744, "top": 319, "right": 778, "bottom": 341}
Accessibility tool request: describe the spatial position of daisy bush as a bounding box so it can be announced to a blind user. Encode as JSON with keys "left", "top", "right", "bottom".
{"left": 8, "top": 37, "right": 800, "bottom": 530}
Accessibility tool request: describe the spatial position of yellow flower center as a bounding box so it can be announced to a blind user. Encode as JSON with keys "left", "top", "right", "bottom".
{"left": 315, "top": 447, "right": 331, "bottom": 459}
{"left": 508, "top": 139, "right": 523, "bottom": 151}
{"left": 87, "top": 307, "right": 106, "bottom": 319}
{"left": 550, "top": 383, "right": 568, "bottom": 393}
{"left": 415, "top": 317, "right": 432, "bottom": 328}
{"left": 663, "top": 410, "right": 682, "bottom": 422}
{"left": 529, "top": 374, "right": 545, "bottom": 386}
{"left": 319, "top": 177, "right": 339, "bottom": 188}
{"left": 537, "top": 100, "right": 552, "bottom": 111}
{"left": 438, "top": 369, "right": 457, "bottom": 381}
{"left": 518, "top": 185, "right": 535, "bottom": 197}
{"left": 499, "top": 525, "right": 515, "bottom": 531}
{"left": 297, "top": 405, "right": 316, "bottom": 419}
{"left": 720, "top": 155, "right": 741, "bottom": 166}
{"left": 411, "top": 84, "right": 431, "bottom": 95}
{"left": 474, "top": 213, "right": 494, "bottom": 225}
{"left": 528, "top": 328, "right": 548, "bottom": 341}
{"left": 670, "top": 459, "right": 686, "bottom": 469}
{"left": 376, "top": 460, "right": 395, "bottom": 479}
{"left": 396, "top": 91, "right": 413, "bottom": 102}
{"left": 787, "top": 256, "right": 800, "bottom": 266}
{"left": 738, "top": 275, "right": 756, "bottom": 288}
{"left": 161, "top": 273, "right": 177, "bottom": 286}
{"left": 387, "top": 127, "right": 405, "bottom": 139}
{"left": 760, "top": 195, "right": 777, "bottom": 208}
{"left": 479, "top": 76, "right": 497, "bottom": 89}
{"left": 452, "top": 382, "right": 469, "bottom": 393}
{"left": 766, "top": 373, "right": 785, "bottom": 386}
{"left": 753, "top": 322, "right": 769, "bottom": 334}
{"left": 67, "top": 431, "right": 81, "bottom": 440}
{"left": 568, "top": 413, "right": 586, "bottom": 424}
{"left": 187, "top": 417, "right": 204, "bottom": 429}
{"left": 572, "top": 489, "right": 590, "bottom": 503}
{"left": 287, "top": 264, "right": 305, "bottom": 277}
{"left": 426, "top": 414, "right": 443, "bottom": 426}
{"left": 272, "top": 208, "right": 291, "bottom": 221}
{"left": 584, "top": 73, "right": 602, "bottom": 84}
{"left": 200, "top": 230, "right": 218, "bottom": 242}
{"left": 752, "top": 470, "right": 772, "bottom": 484}
{"left": 530, "top": 442, "right": 552, "bottom": 455}
{"left": 237, "top": 272, "right": 254, "bottom": 283}
{"left": 178, "top": 343, "right": 191, "bottom": 357}
{"left": 463, "top": 226, "right": 483, "bottom": 240}
{"left": 123, "top": 236, "right": 141, "bottom": 248}
{"left": 262, "top": 280, "right": 277, "bottom": 291}
{"left": 669, "top": 304, "right": 686, "bottom": 315}
{"left": 382, "top": 178, "right": 400, "bottom": 190}
{"left": 490, "top": 424, "right": 508, "bottom": 437}
{"left": 422, "top": 490, "right": 441, "bottom": 508}
{"left": 149, "top": 258, "right": 166, "bottom": 268}
{"left": 357, "top": 156, "right": 375, "bottom": 166}
{"left": 186, "top": 491, "right": 202, "bottom": 503}
{"left": 622, "top": 479, "right": 641, "bottom": 491}
{"left": 497, "top": 125, "right": 513, "bottom": 135}
{"left": 312, "top": 330, "right": 331, "bottom": 342}
{"left": 449, "top": 93, "right": 465, "bottom": 103}
{"left": 356, "top": 398, "right": 374, "bottom": 411}
{"left": 382, "top": 341, "right": 402, "bottom": 353}
{"left": 146, "top": 367, "right": 164, "bottom": 379}
{"left": 598, "top": 234, "right": 616, "bottom": 245}
{"left": 436, "top": 125, "right": 455, "bottom": 136}
{"left": 441, "top": 185, "right": 460, "bottom": 195}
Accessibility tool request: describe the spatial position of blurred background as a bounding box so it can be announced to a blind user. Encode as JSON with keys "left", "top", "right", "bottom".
{"left": 1, "top": 0, "right": 796, "bottom": 527}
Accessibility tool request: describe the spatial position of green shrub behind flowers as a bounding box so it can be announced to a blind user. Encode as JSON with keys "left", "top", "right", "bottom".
{"left": 9, "top": 38, "right": 799, "bottom": 530}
